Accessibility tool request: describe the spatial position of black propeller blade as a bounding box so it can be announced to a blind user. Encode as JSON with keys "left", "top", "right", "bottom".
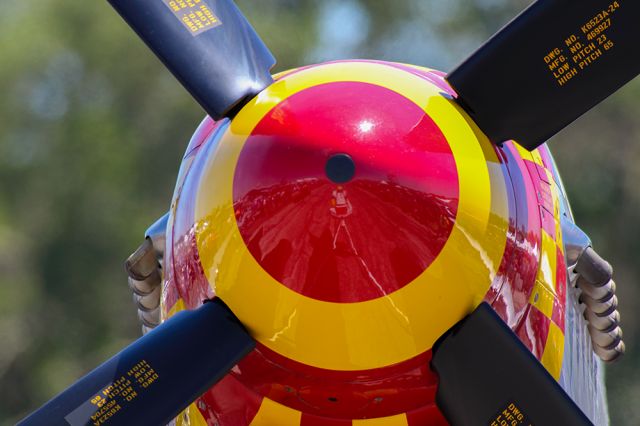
{"left": 18, "top": 299, "right": 255, "bottom": 426}
{"left": 447, "top": 0, "right": 640, "bottom": 150}
{"left": 431, "top": 303, "right": 592, "bottom": 425}
{"left": 108, "top": 0, "right": 276, "bottom": 120}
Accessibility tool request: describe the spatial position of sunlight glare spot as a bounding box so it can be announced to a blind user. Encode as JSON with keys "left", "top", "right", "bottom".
{"left": 359, "top": 120, "right": 374, "bottom": 133}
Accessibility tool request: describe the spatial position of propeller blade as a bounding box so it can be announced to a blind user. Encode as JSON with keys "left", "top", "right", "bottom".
{"left": 431, "top": 303, "right": 592, "bottom": 425}
{"left": 18, "top": 299, "right": 255, "bottom": 426}
{"left": 447, "top": 0, "right": 640, "bottom": 150}
{"left": 108, "top": 0, "right": 276, "bottom": 119}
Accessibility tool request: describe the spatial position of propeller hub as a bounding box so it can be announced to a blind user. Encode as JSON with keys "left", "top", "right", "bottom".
{"left": 325, "top": 153, "right": 355, "bottom": 184}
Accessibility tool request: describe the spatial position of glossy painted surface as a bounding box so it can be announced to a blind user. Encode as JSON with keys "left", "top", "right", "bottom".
{"left": 192, "top": 61, "right": 509, "bottom": 373}
{"left": 161, "top": 61, "right": 605, "bottom": 424}
{"left": 233, "top": 81, "right": 459, "bottom": 303}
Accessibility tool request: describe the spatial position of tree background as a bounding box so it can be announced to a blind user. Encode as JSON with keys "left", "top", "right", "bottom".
{"left": 1, "top": 0, "right": 638, "bottom": 424}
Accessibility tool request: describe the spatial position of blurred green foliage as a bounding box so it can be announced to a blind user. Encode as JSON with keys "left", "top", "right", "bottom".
{"left": 0, "top": 0, "right": 638, "bottom": 424}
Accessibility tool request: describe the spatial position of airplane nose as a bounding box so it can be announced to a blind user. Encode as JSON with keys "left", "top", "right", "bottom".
{"left": 192, "top": 61, "right": 509, "bottom": 372}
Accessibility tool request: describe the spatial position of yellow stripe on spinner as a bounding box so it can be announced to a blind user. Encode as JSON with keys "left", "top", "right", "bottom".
{"left": 397, "top": 62, "right": 436, "bottom": 73}
{"left": 353, "top": 413, "right": 409, "bottom": 426}
{"left": 541, "top": 321, "right": 565, "bottom": 380}
{"left": 272, "top": 67, "right": 302, "bottom": 81}
{"left": 195, "top": 61, "right": 509, "bottom": 371}
{"left": 249, "top": 397, "right": 302, "bottom": 426}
